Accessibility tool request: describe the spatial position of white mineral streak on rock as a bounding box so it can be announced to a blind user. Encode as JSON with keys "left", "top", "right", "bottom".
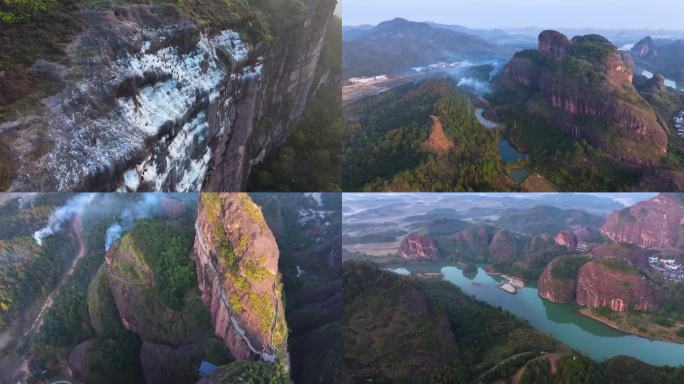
{"left": 117, "top": 30, "right": 262, "bottom": 191}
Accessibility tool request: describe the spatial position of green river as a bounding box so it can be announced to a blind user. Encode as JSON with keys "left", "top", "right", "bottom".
{"left": 415, "top": 265, "right": 684, "bottom": 366}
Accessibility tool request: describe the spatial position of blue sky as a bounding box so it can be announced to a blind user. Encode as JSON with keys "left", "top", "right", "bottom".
{"left": 342, "top": 0, "right": 684, "bottom": 30}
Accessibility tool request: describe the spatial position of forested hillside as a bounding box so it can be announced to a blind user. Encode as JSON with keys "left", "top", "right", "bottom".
{"left": 343, "top": 79, "right": 511, "bottom": 191}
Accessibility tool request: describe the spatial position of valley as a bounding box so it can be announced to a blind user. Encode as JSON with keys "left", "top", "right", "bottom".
{"left": 342, "top": 193, "right": 684, "bottom": 382}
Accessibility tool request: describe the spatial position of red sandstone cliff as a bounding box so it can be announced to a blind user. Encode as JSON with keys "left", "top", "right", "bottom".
{"left": 537, "top": 257, "right": 583, "bottom": 304}
{"left": 600, "top": 194, "right": 684, "bottom": 249}
{"left": 576, "top": 261, "right": 661, "bottom": 312}
{"left": 193, "top": 193, "right": 288, "bottom": 363}
{"left": 500, "top": 31, "right": 669, "bottom": 165}
{"left": 399, "top": 232, "right": 439, "bottom": 260}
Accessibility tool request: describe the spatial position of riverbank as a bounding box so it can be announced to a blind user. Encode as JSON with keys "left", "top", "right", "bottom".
{"left": 578, "top": 307, "right": 684, "bottom": 345}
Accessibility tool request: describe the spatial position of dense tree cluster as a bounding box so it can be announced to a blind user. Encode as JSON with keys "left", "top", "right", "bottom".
{"left": 130, "top": 219, "right": 196, "bottom": 310}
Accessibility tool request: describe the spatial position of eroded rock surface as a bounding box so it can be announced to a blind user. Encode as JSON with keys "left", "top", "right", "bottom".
{"left": 193, "top": 193, "right": 288, "bottom": 363}
{"left": 399, "top": 232, "right": 439, "bottom": 260}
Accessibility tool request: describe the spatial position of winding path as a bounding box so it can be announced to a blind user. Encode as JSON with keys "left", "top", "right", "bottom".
{"left": 27, "top": 215, "right": 86, "bottom": 337}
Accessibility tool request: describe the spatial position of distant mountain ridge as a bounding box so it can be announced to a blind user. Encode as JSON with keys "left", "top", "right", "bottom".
{"left": 342, "top": 18, "right": 512, "bottom": 78}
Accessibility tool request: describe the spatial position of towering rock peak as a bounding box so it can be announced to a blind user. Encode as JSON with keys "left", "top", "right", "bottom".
{"left": 538, "top": 30, "right": 571, "bottom": 59}
{"left": 600, "top": 193, "right": 684, "bottom": 249}
{"left": 576, "top": 260, "right": 661, "bottom": 312}
{"left": 399, "top": 232, "right": 439, "bottom": 260}
{"left": 193, "top": 193, "right": 288, "bottom": 364}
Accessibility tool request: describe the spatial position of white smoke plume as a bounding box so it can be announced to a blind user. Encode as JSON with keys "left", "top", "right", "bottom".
{"left": 457, "top": 77, "right": 492, "bottom": 94}
{"left": 105, "top": 223, "right": 123, "bottom": 251}
{"left": 488, "top": 60, "right": 505, "bottom": 81}
{"left": 103, "top": 194, "right": 167, "bottom": 251}
{"left": 33, "top": 194, "right": 96, "bottom": 246}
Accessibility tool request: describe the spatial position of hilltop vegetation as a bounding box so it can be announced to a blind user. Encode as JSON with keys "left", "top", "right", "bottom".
{"left": 343, "top": 79, "right": 510, "bottom": 191}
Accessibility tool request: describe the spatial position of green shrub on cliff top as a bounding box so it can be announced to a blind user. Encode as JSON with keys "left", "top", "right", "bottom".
{"left": 551, "top": 256, "right": 589, "bottom": 281}
{"left": 129, "top": 219, "right": 195, "bottom": 310}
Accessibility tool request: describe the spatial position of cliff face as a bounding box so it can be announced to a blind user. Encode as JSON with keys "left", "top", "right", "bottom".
{"left": 537, "top": 257, "right": 582, "bottom": 304}
{"left": 576, "top": 261, "right": 661, "bottom": 312}
{"left": 192, "top": 193, "right": 288, "bottom": 363}
{"left": 538, "top": 30, "right": 570, "bottom": 60}
{"left": 600, "top": 193, "right": 684, "bottom": 249}
{"left": 399, "top": 232, "right": 439, "bottom": 260}
{"left": 3, "top": 0, "right": 336, "bottom": 191}
{"left": 499, "top": 31, "right": 669, "bottom": 165}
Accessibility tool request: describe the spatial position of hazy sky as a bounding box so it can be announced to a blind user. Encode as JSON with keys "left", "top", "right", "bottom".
{"left": 342, "top": 0, "right": 684, "bottom": 30}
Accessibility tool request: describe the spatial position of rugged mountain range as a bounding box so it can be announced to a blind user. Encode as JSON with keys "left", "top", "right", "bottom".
{"left": 0, "top": 0, "right": 337, "bottom": 192}
{"left": 342, "top": 18, "right": 511, "bottom": 78}
{"left": 497, "top": 30, "right": 670, "bottom": 166}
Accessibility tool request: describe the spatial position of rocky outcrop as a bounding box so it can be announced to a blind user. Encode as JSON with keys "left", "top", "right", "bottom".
{"left": 204, "top": 0, "right": 337, "bottom": 191}
{"left": 399, "top": 232, "right": 439, "bottom": 260}
{"left": 538, "top": 257, "right": 584, "bottom": 303}
{"left": 104, "top": 234, "right": 211, "bottom": 346}
{"left": 424, "top": 115, "right": 454, "bottom": 153}
{"left": 538, "top": 30, "right": 570, "bottom": 60}
{"left": 498, "top": 31, "right": 669, "bottom": 166}
{"left": 576, "top": 261, "right": 661, "bottom": 312}
{"left": 2, "top": 0, "right": 336, "bottom": 191}
{"left": 554, "top": 230, "right": 578, "bottom": 249}
{"left": 600, "top": 193, "right": 684, "bottom": 249}
{"left": 192, "top": 193, "right": 288, "bottom": 364}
